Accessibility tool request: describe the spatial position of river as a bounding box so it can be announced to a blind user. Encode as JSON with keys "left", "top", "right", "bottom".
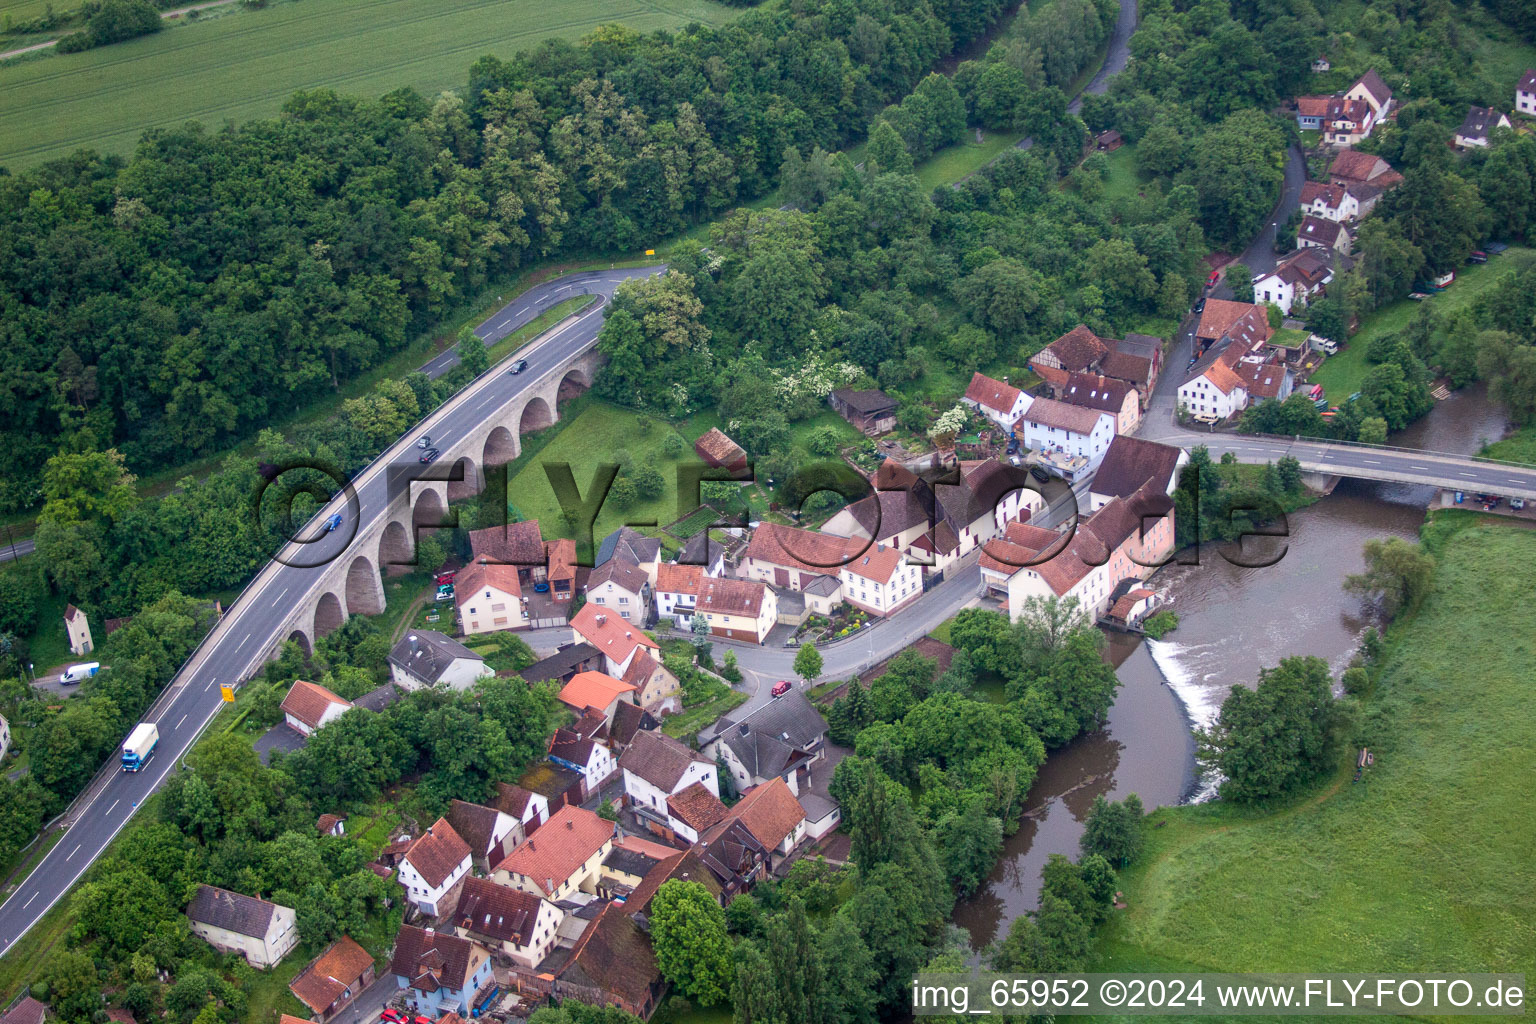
{"left": 951, "top": 382, "right": 1515, "bottom": 953}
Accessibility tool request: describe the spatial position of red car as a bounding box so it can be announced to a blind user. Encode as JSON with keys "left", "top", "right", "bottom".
{"left": 379, "top": 1012, "right": 407, "bottom": 1024}
{"left": 413, "top": 1016, "right": 435, "bottom": 1024}
{"left": 434, "top": 571, "right": 456, "bottom": 585}
{"left": 1206, "top": 269, "right": 1221, "bottom": 287}
{"left": 771, "top": 680, "right": 792, "bottom": 698}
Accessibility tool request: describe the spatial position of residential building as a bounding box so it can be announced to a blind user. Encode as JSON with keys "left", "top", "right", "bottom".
{"left": 1193, "top": 299, "right": 1274, "bottom": 357}
{"left": 1329, "top": 150, "right": 1404, "bottom": 191}
{"left": 1058, "top": 372, "right": 1140, "bottom": 433}
{"left": 548, "top": 725, "right": 618, "bottom": 797}
{"left": 741, "top": 522, "right": 854, "bottom": 590}
{"left": 694, "top": 427, "right": 749, "bottom": 477}
{"left": 675, "top": 531, "right": 726, "bottom": 576}
{"left": 0, "top": 998, "right": 48, "bottom": 1024}
{"left": 557, "top": 670, "right": 637, "bottom": 721}
{"left": 1297, "top": 215, "right": 1351, "bottom": 253}
{"left": 387, "top": 631, "right": 491, "bottom": 692}
{"left": 1178, "top": 356, "right": 1248, "bottom": 421}
{"left": 552, "top": 901, "right": 664, "bottom": 1019}
{"left": 701, "top": 778, "right": 807, "bottom": 871}
{"left": 446, "top": 799, "right": 523, "bottom": 873}
{"left": 695, "top": 576, "right": 778, "bottom": 643}
{"left": 390, "top": 926, "right": 494, "bottom": 1018}
{"left": 186, "top": 885, "right": 298, "bottom": 969}
{"left": 584, "top": 558, "right": 651, "bottom": 625}
{"left": 279, "top": 679, "right": 351, "bottom": 737}
{"left": 599, "top": 834, "right": 680, "bottom": 895}
{"left": 0, "top": 715, "right": 10, "bottom": 763}
{"left": 1237, "top": 359, "right": 1294, "bottom": 405}
{"left": 594, "top": 527, "right": 662, "bottom": 586}
{"left": 1099, "top": 332, "right": 1163, "bottom": 405}
{"left": 398, "top": 818, "right": 472, "bottom": 917}
{"left": 838, "top": 543, "right": 922, "bottom": 615}
{"left": 1348, "top": 69, "right": 1393, "bottom": 120}
{"left": 980, "top": 483, "right": 1176, "bottom": 619}
{"left": 1252, "top": 247, "right": 1334, "bottom": 315}
{"left": 1017, "top": 397, "right": 1116, "bottom": 479}
{"left": 1519, "top": 69, "right": 1536, "bottom": 117}
{"left": 1299, "top": 181, "right": 1366, "bottom": 223}
{"left": 961, "top": 371, "right": 1032, "bottom": 430}
{"left": 451, "top": 876, "right": 563, "bottom": 968}
{"left": 665, "top": 780, "right": 731, "bottom": 843}
{"left": 695, "top": 819, "right": 768, "bottom": 897}
{"left": 493, "top": 782, "right": 550, "bottom": 834}
{"left": 317, "top": 813, "right": 346, "bottom": 837}
{"left": 63, "top": 604, "right": 92, "bottom": 655}
{"left": 545, "top": 537, "right": 578, "bottom": 603}
{"left": 1088, "top": 437, "right": 1189, "bottom": 511}
{"left": 705, "top": 690, "right": 827, "bottom": 796}
{"left": 608, "top": 701, "right": 660, "bottom": 751}
{"left": 494, "top": 804, "right": 615, "bottom": 901}
{"left": 1455, "top": 105, "right": 1511, "bottom": 149}
{"left": 622, "top": 850, "right": 723, "bottom": 916}
{"left": 455, "top": 563, "right": 527, "bottom": 635}
{"left": 828, "top": 387, "right": 898, "bottom": 435}
{"left": 1312, "top": 55, "right": 1330, "bottom": 72}
{"left": 654, "top": 562, "right": 705, "bottom": 627}
{"left": 622, "top": 652, "right": 680, "bottom": 709}
{"left": 467, "top": 520, "right": 549, "bottom": 587}
{"left": 516, "top": 761, "right": 586, "bottom": 812}
{"left": 1029, "top": 324, "right": 1110, "bottom": 389}
{"left": 1106, "top": 587, "right": 1161, "bottom": 631}
{"left": 289, "top": 935, "right": 376, "bottom": 1023}
{"left": 619, "top": 730, "right": 718, "bottom": 820}
{"left": 569, "top": 603, "right": 660, "bottom": 678}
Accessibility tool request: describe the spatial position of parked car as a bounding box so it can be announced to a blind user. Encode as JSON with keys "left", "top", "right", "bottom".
{"left": 1192, "top": 297, "right": 1207, "bottom": 314}
{"left": 1206, "top": 269, "right": 1221, "bottom": 287}
{"left": 413, "top": 1016, "right": 435, "bottom": 1024}
{"left": 1029, "top": 465, "right": 1051, "bottom": 484}
{"left": 60, "top": 662, "right": 101, "bottom": 685}
{"left": 380, "top": 1011, "right": 408, "bottom": 1024}
{"left": 416, "top": 436, "right": 431, "bottom": 449}
{"left": 324, "top": 512, "right": 343, "bottom": 532}
{"left": 1468, "top": 251, "right": 1488, "bottom": 264}
{"left": 771, "top": 680, "right": 792, "bottom": 698}
{"left": 1512, "top": 497, "right": 1526, "bottom": 510}
{"left": 434, "top": 572, "right": 456, "bottom": 585}
{"left": 508, "top": 358, "right": 529, "bottom": 375}
{"left": 419, "top": 447, "right": 441, "bottom": 464}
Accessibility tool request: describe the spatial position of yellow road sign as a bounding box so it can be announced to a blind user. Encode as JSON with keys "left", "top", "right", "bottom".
{"left": 220, "top": 685, "right": 235, "bottom": 703}
{"left": 645, "top": 249, "right": 655, "bottom": 255}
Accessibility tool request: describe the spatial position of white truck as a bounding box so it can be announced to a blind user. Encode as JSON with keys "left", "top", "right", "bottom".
{"left": 121, "top": 722, "right": 159, "bottom": 772}
{"left": 59, "top": 662, "right": 100, "bottom": 685}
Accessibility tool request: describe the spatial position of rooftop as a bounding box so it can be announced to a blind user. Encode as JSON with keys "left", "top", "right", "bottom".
{"left": 280, "top": 679, "right": 351, "bottom": 731}
{"left": 559, "top": 670, "right": 637, "bottom": 713}
{"left": 289, "top": 935, "right": 375, "bottom": 1015}
{"left": 496, "top": 804, "right": 614, "bottom": 892}
{"left": 388, "top": 630, "right": 483, "bottom": 685}
{"left": 402, "top": 818, "right": 471, "bottom": 889}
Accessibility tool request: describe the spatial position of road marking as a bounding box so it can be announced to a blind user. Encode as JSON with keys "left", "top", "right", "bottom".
{"left": 66, "top": 844, "right": 79, "bottom": 861}
{"left": 270, "top": 586, "right": 288, "bottom": 609}
{"left": 177, "top": 714, "right": 187, "bottom": 729}
{"left": 1363, "top": 459, "right": 1381, "bottom": 465}
{"left": 235, "top": 633, "right": 250, "bottom": 652}
{"left": 106, "top": 799, "right": 118, "bottom": 815}
{"left": 1459, "top": 472, "right": 1476, "bottom": 478}
{"left": 22, "top": 893, "right": 36, "bottom": 909}
{"left": 204, "top": 681, "right": 214, "bottom": 691}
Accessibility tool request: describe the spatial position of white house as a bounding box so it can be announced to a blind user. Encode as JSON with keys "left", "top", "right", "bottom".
{"left": 398, "top": 818, "right": 472, "bottom": 917}
{"left": 837, "top": 543, "right": 922, "bottom": 616}
{"left": 1455, "top": 105, "right": 1511, "bottom": 149}
{"left": 63, "top": 604, "right": 93, "bottom": 655}
{"left": 1298, "top": 181, "right": 1360, "bottom": 223}
{"left": 584, "top": 557, "right": 651, "bottom": 624}
{"left": 665, "top": 781, "right": 731, "bottom": 843}
{"left": 446, "top": 798, "right": 524, "bottom": 873}
{"left": 701, "top": 778, "right": 807, "bottom": 871}
{"left": 570, "top": 602, "right": 660, "bottom": 677}
{"left": 548, "top": 728, "right": 618, "bottom": 795}
{"left": 654, "top": 562, "right": 705, "bottom": 628}
{"left": 1297, "top": 215, "right": 1351, "bottom": 254}
{"left": 1057, "top": 372, "right": 1140, "bottom": 434}
{"left": 451, "top": 876, "right": 565, "bottom": 969}
{"left": 1017, "top": 397, "right": 1116, "bottom": 479}
{"left": 1252, "top": 247, "right": 1334, "bottom": 315}
{"left": 1519, "top": 69, "right": 1536, "bottom": 118}
{"left": 705, "top": 691, "right": 827, "bottom": 796}
{"left": 1178, "top": 356, "right": 1248, "bottom": 422}
{"left": 961, "top": 371, "right": 1032, "bottom": 430}
{"left": 694, "top": 577, "right": 778, "bottom": 644}
{"left": 1347, "top": 69, "right": 1393, "bottom": 121}
{"left": 187, "top": 885, "right": 299, "bottom": 969}
{"left": 619, "top": 730, "right": 719, "bottom": 821}
{"left": 456, "top": 563, "right": 528, "bottom": 635}
{"left": 495, "top": 782, "right": 550, "bottom": 834}
{"left": 280, "top": 679, "right": 351, "bottom": 737}
{"left": 387, "top": 631, "right": 491, "bottom": 692}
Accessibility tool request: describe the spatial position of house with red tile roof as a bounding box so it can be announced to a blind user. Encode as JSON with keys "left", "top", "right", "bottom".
{"left": 558, "top": 670, "right": 637, "bottom": 722}
{"left": 980, "top": 484, "right": 1175, "bottom": 620}
{"left": 1058, "top": 372, "right": 1140, "bottom": 434}
{"left": 493, "top": 804, "right": 615, "bottom": 901}
{"left": 289, "top": 935, "right": 376, "bottom": 1022}
{"left": 961, "top": 371, "right": 1033, "bottom": 430}
{"left": 1016, "top": 397, "right": 1116, "bottom": 480}
{"left": 554, "top": 901, "right": 665, "bottom": 1019}
{"left": 445, "top": 799, "right": 523, "bottom": 873}
{"left": 837, "top": 541, "right": 922, "bottom": 615}
{"left": 1328, "top": 150, "right": 1403, "bottom": 190}
{"left": 493, "top": 782, "right": 549, "bottom": 833}
{"left": 693, "top": 427, "right": 749, "bottom": 477}
{"left": 398, "top": 818, "right": 472, "bottom": 917}
{"left": 665, "top": 780, "right": 731, "bottom": 843}
{"left": 619, "top": 651, "right": 680, "bottom": 709}
{"left": 695, "top": 576, "right": 778, "bottom": 643}
{"left": 569, "top": 602, "right": 659, "bottom": 677}
{"left": 1088, "top": 436, "right": 1189, "bottom": 511}
{"left": 450, "top": 875, "right": 563, "bottom": 968}
{"left": 654, "top": 562, "right": 706, "bottom": 627}
{"left": 548, "top": 723, "right": 618, "bottom": 797}
{"left": 1254, "top": 248, "right": 1334, "bottom": 316}
{"left": 389, "top": 925, "right": 494, "bottom": 1018}
{"left": 701, "top": 777, "right": 807, "bottom": 870}
{"left": 455, "top": 563, "right": 527, "bottom": 635}
{"left": 584, "top": 557, "right": 651, "bottom": 625}
{"left": 280, "top": 679, "right": 351, "bottom": 737}
{"left": 620, "top": 730, "right": 718, "bottom": 824}
{"left": 1029, "top": 324, "right": 1111, "bottom": 388}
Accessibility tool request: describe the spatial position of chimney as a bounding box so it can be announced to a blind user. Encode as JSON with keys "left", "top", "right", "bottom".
{"left": 565, "top": 818, "right": 573, "bottom": 830}
{"left": 596, "top": 614, "right": 607, "bottom": 626}
{"left": 739, "top": 722, "right": 749, "bottom": 736}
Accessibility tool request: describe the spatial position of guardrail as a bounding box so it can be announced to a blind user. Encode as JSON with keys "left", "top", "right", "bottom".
{"left": 1241, "top": 432, "right": 1536, "bottom": 471}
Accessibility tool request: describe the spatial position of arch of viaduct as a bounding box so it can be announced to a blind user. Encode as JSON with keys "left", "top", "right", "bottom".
{"left": 270, "top": 350, "right": 601, "bottom": 657}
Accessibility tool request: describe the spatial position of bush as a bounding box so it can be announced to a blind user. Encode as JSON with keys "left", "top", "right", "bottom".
{"left": 663, "top": 433, "right": 687, "bottom": 459}
{"left": 1142, "top": 610, "right": 1179, "bottom": 640}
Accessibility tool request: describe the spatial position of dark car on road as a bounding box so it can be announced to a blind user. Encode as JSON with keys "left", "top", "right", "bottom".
{"left": 508, "top": 358, "right": 529, "bottom": 374}
{"left": 771, "top": 680, "right": 792, "bottom": 698}
{"left": 1192, "top": 297, "right": 1207, "bottom": 314}
{"left": 1029, "top": 465, "right": 1051, "bottom": 484}
{"left": 419, "top": 447, "right": 441, "bottom": 464}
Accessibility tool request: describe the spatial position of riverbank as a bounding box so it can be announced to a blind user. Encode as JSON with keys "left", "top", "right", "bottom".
{"left": 1096, "top": 517, "right": 1536, "bottom": 981}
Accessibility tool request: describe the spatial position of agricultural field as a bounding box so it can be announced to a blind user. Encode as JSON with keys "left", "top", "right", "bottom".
{"left": 1097, "top": 522, "right": 1536, "bottom": 984}
{"left": 0, "top": 0, "right": 743, "bottom": 168}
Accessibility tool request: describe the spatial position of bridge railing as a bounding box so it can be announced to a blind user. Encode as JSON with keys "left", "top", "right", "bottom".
{"left": 1238, "top": 432, "right": 1536, "bottom": 472}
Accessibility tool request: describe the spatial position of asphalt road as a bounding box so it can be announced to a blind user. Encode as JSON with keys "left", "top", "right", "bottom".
{"left": 0, "top": 537, "right": 32, "bottom": 565}
{"left": 0, "top": 265, "right": 661, "bottom": 955}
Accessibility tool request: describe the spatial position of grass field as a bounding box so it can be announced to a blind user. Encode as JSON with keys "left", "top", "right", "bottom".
{"left": 1098, "top": 522, "right": 1536, "bottom": 985}
{"left": 1097, "top": 142, "right": 1146, "bottom": 202}
{"left": 1481, "top": 425, "right": 1536, "bottom": 464}
{"left": 0, "top": 0, "right": 743, "bottom": 168}
{"left": 1310, "top": 247, "right": 1535, "bottom": 398}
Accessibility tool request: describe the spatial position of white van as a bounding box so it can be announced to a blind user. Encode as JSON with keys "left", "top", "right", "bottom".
{"left": 59, "top": 662, "right": 100, "bottom": 685}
